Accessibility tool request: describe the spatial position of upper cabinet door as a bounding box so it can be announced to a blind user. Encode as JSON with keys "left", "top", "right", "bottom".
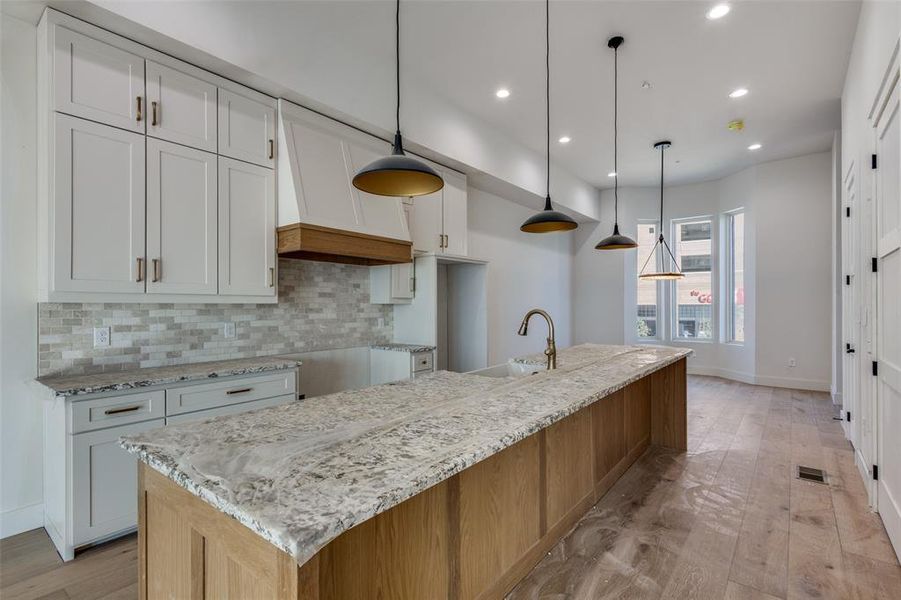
{"left": 409, "top": 190, "right": 443, "bottom": 254}
{"left": 53, "top": 26, "right": 145, "bottom": 133}
{"left": 53, "top": 114, "right": 146, "bottom": 294}
{"left": 218, "top": 157, "right": 276, "bottom": 296}
{"left": 218, "top": 88, "right": 276, "bottom": 168}
{"left": 146, "top": 61, "right": 217, "bottom": 153}
{"left": 442, "top": 170, "right": 468, "bottom": 256}
{"left": 146, "top": 139, "right": 218, "bottom": 295}
{"left": 346, "top": 140, "right": 410, "bottom": 241}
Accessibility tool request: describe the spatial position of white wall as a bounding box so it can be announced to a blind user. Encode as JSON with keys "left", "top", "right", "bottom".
{"left": 0, "top": 12, "right": 42, "bottom": 538}
{"left": 573, "top": 151, "right": 833, "bottom": 391}
{"left": 467, "top": 187, "right": 573, "bottom": 365}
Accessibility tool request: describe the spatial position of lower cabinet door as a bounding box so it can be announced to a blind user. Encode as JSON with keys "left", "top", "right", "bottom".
{"left": 72, "top": 418, "right": 165, "bottom": 545}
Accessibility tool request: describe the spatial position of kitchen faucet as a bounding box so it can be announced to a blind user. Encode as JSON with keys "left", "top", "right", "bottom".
{"left": 517, "top": 309, "right": 557, "bottom": 370}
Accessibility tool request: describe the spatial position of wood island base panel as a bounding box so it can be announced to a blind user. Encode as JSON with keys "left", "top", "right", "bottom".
{"left": 136, "top": 354, "right": 687, "bottom": 600}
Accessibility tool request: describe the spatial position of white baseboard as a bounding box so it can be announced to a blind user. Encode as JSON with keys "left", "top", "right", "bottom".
{"left": 831, "top": 391, "right": 843, "bottom": 406}
{"left": 687, "top": 365, "right": 756, "bottom": 384}
{"left": 688, "top": 365, "right": 832, "bottom": 392}
{"left": 0, "top": 502, "right": 43, "bottom": 539}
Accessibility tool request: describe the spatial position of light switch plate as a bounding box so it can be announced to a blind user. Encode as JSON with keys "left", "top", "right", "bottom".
{"left": 93, "top": 326, "right": 110, "bottom": 348}
{"left": 224, "top": 322, "right": 236, "bottom": 338}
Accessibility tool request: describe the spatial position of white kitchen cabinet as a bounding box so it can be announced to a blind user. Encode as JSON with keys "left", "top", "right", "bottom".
{"left": 346, "top": 140, "right": 412, "bottom": 240}
{"left": 52, "top": 114, "right": 146, "bottom": 294}
{"left": 370, "top": 349, "right": 435, "bottom": 385}
{"left": 53, "top": 25, "right": 145, "bottom": 133}
{"left": 146, "top": 138, "right": 218, "bottom": 295}
{"left": 370, "top": 262, "right": 415, "bottom": 304}
{"left": 218, "top": 88, "right": 276, "bottom": 168}
{"left": 72, "top": 418, "right": 164, "bottom": 546}
{"left": 146, "top": 60, "right": 217, "bottom": 152}
{"left": 408, "top": 167, "right": 468, "bottom": 256}
{"left": 218, "top": 157, "right": 277, "bottom": 296}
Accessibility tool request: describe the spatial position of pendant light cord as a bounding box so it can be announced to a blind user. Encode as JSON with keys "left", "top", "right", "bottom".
{"left": 545, "top": 0, "right": 550, "bottom": 201}
{"left": 613, "top": 43, "right": 619, "bottom": 225}
{"left": 658, "top": 143, "right": 664, "bottom": 238}
{"left": 395, "top": 0, "right": 401, "bottom": 135}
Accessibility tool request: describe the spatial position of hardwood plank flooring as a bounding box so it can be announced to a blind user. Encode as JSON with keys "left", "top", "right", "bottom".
{"left": 1, "top": 377, "right": 898, "bottom": 600}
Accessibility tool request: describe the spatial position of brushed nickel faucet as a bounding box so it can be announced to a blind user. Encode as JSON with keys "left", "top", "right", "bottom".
{"left": 517, "top": 309, "right": 557, "bottom": 370}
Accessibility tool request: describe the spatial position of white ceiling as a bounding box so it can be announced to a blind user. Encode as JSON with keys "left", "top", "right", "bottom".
{"left": 4, "top": 0, "right": 860, "bottom": 191}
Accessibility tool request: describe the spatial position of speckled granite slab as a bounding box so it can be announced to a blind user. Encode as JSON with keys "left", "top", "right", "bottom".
{"left": 370, "top": 343, "right": 436, "bottom": 353}
{"left": 120, "top": 343, "right": 690, "bottom": 567}
{"left": 36, "top": 356, "right": 302, "bottom": 397}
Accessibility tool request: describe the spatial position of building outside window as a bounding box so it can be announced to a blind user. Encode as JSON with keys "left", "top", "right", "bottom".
{"left": 636, "top": 222, "right": 660, "bottom": 338}
{"left": 673, "top": 218, "right": 713, "bottom": 339}
{"left": 727, "top": 211, "right": 745, "bottom": 342}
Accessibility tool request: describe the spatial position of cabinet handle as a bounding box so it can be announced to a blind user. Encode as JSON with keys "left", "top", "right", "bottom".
{"left": 226, "top": 387, "right": 253, "bottom": 395}
{"left": 269, "top": 267, "right": 275, "bottom": 288}
{"left": 151, "top": 101, "right": 158, "bottom": 126}
{"left": 409, "top": 277, "right": 415, "bottom": 293}
{"left": 105, "top": 405, "right": 142, "bottom": 416}
{"left": 439, "top": 234, "right": 444, "bottom": 249}
{"left": 152, "top": 258, "right": 161, "bottom": 282}
{"left": 136, "top": 96, "right": 142, "bottom": 122}
{"left": 136, "top": 257, "right": 144, "bottom": 282}
{"left": 269, "top": 139, "right": 274, "bottom": 159}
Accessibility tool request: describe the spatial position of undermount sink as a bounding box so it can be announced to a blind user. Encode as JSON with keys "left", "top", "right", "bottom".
{"left": 469, "top": 361, "right": 543, "bottom": 378}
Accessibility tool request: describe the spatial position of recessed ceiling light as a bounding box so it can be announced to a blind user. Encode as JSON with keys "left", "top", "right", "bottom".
{"left": 495, "top": 88, "right": 510, "bottom": 99}
{"left": 748, "top": 143, "right": 762, "bottom": 150}
{"left": 729, "top": 87, "right": 749, "bottom": 98}
{"left": 558, "top": 136, "right": 571, "bottom": 144}
{"left": 608, "top": 171, "right": 617, "bottom": 177}
{"left": 706, "top": 4, "right": 730, "bottom": 20}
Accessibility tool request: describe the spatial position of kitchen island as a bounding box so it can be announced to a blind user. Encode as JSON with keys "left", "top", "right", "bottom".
{"left": 122, "top": 343, "right": 689, "bottom": 599}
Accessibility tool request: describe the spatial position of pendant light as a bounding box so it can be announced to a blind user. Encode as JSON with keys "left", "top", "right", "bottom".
{"left": 352, "top": 0, "right": 444, "bottom": 197}
{"left": 520, "top": 0, "right": 579, "bottom": 233}
{"left": 638, "top": 141, "right": 684, "bottom": 280}
{"left": 595, "top": 36, "right": 637, "bottom": 250}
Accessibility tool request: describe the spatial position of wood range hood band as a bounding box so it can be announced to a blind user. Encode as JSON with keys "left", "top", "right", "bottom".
{"left": 277, "top": 222, "right": 412, "bottom": 266}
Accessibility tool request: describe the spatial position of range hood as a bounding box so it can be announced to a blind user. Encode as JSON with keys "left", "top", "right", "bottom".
{"left": 276, "top": 100, "right": 413, "bottom": 266}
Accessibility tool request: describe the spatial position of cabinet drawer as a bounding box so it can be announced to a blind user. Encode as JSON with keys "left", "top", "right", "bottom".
{"left": 165, "top": 371, "right": 295, "bottom": 416}
{"left": 165, "top": 394, "right": 295, "bottom": 425}
{"left": 412, "top": 352, "right": 434, "bottom": 373}
{"left": 71, "top": 390, "right": 165, "bottom": 434}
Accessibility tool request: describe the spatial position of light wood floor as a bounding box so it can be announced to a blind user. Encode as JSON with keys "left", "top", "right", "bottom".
{"left": 1, "top": 376, "right": 898, "bottom": 600}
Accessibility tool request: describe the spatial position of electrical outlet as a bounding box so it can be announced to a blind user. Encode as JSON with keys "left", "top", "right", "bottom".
{"left": 224, "top": 322, "right": 236, "bottom": 338}
{"left": 788, "top": 357, "right": 797, "bottom": 368}
{"left": 93, "top": 326, "right": 110, "bottom": 348}
{"left": 377, "top": 317, "right": 385, "bottom": 329}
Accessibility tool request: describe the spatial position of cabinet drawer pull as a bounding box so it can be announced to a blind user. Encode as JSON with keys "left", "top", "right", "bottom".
{"left": 136, "top": 257, "right": 144, "bottom": 282}
{"left": 151, "top": 101, "right": 158, "bottom": 126}
{"left": 136, "top": 96, "right": 142, "bottom": 122}
{"left": 438, "top": 234, "right": 444, "bottom": 249}
{"left": 152, "top": 258, "right": 161, "bottom": 282}
{"left": 226, "top": 387, "right": 253, "bottom": 395}
{"left": 269, "top": 267, "right": 275, "bottom": 287}
{"left": 105, "top": 405, "right": 142, "bottom": 416}
{"left": 269, "top": 139, "right": 274, "bottom": 160}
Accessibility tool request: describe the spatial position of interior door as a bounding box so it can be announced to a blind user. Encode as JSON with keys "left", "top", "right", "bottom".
{"left": 146, "top": 138, "right": 218, "bottom": 295}
{"left": 858, "top": 153, "right": 878, "bottom": 495}
{"left": 53, "top": 26, "right": 145, "bottom": 133}
{"left": 218, "top": 88, "right": 275, "bottom": 168}
{"left": 53, "top": 114, "right": 146, "bottom": 294}
{"left": 218, "top": 157, "right": 276, "bottom": 296}
{"left": 146, "top": 60, "right": 217, "bottom": 153}
{"left": 842, "top": 167, "right": 859, "bottom": 447}
{"left": 873, "top": 67, "right": 901, "bottom": 556}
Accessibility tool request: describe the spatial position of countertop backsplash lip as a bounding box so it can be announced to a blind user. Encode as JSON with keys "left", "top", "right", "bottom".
{"left": 369, "top": 343, "right": 437, "bottom": 353}
{"left": 37, "top": 258, "right": 392, "bottom": 378}
{"left": 120, "top": 343, "right": 692, "bottom": 567}
{"left": 36, "top": 355, "right": 303, "bottom": 397}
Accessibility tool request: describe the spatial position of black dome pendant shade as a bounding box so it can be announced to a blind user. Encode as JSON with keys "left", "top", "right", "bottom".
{"left": 596, "top": 35, "right": 638, "bottom": 250}
{"left": 520, "top": 0, "right": 578, "bottom": 234}
{"left": 352, "top": 0, "right": 444, "bottom": 197}
{"left": 638, "top": 141, "right": 685, "bottom": 280}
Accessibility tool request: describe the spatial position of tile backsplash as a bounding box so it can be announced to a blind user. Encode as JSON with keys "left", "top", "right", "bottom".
{"left": 38, "top": 259, "right": 393, "bottom": 376}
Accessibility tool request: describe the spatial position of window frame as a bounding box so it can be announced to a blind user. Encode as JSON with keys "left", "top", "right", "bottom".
{"left": 635, "top": 219, "right": 664, "bottom": 342}
{"left": 670, "top": 215, "right": 717, "bottom": 343}
{"left": 723, "top": 208, "right": 746, "bottom": 345}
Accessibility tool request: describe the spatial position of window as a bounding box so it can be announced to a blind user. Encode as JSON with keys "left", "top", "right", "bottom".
{"left": 673, "top": 218, "right": 713, "bottom": 339}
{"left": 636, "top": 222, "right": 659, "bottom": 339}
{"left": 727, "top": 211, "right": 745, "bottom": 342}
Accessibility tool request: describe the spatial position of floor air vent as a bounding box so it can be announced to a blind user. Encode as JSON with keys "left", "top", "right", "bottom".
{"left": 797, "top": 465, "right": 827, "bottom": 484}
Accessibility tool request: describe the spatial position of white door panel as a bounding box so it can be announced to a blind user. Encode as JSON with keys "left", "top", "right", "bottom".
{"left": 410, "top": 190, "right": 443, "bottom": 253}
{"left": 442, "top": 170, "right": 468, "bottom": 256}
{"left": 53, "top": 114, "right": 146, "bottom": 294}
{"left": 53, "top": 26, "right": 144, "bottom": 133}
{"left": 218, "top": 88, "right": 275, "bottom": 168}
{"left": 147, "top": 139, "right": 218, "bottom": 295}
{"left": 345, "top": 141, "right": 410, "bottom": 240}
{"left": 146, "top": 61, "right": 217, "bottom": 152}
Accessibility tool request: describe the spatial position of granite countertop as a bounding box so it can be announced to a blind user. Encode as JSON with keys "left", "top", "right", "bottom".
{"left": 120, "top": 343, "right": 691, "bottom": 567}
{"left": 369, "top": 343, "right": 436, "bottom": 353}
{"left": 36, "top": 356, "right": 302, "bottom": 397}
